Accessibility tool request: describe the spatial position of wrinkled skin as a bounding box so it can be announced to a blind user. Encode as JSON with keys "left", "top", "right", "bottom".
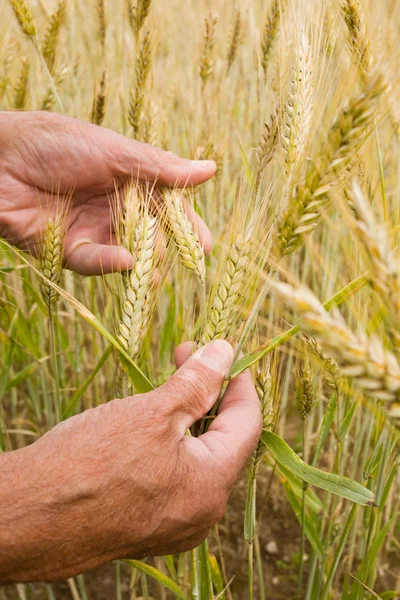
{"left": 0, "top": 112, "right": 262, "bottom": 584}
{"left": 0, "top": 111, "right": 215, "bottom": 274}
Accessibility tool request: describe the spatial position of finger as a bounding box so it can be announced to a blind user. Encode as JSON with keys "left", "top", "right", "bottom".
{"left": 154, "top": 340, "right": 234, "bottom": 434}
{"left": 198, "top": 370, "right": 262, "bottom": 488}
{"left": 102, "top": 128, "right": 217, "bottom": 187}
{"left": 64, "top": 241, "right": 133, "bottom": 275}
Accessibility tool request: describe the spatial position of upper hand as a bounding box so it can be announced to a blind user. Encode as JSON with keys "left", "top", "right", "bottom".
{"left": 0, "top": 340, "right": 262, "bottom": 583}
{"left": 0, "top": 111, "right": 215, "bottom": 274}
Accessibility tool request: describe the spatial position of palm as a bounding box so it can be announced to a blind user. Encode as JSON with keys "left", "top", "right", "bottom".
{"left": 0, "top": 111, "right": 215, "bottom": 274}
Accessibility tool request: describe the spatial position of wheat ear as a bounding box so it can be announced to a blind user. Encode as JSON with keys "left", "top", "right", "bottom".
{"left": 128, "top": 30, "right": 152, "bottom": 138}
{"left": 41, "top": 0, "right": 67, "bottom": 74}
{"left": 96, "top": 0, "right": 106, "bottom": 48}
{"left": 339, "top": 0, "right": 371, "bottom": 78}
{"left": 8, "top": 0, "right": 36, "bottom": 37}
{"left": 277, "top": 74, "right": 385, "bottom": 256}
{"left": 91, "top": 71, "right": 107, "bottom": 125}
{"left": 351, "top": 182, "right": 400, "bottom": 348}
{"left": 260, "top": 0, "right": 284, "bottom": 79}
{"left": 226, "top": 10, "right": 242, "bottom": 73}
{"left": 296, "top": 358, "right": 315, "bottom": 420}
{"left": 303, "top": 334, "right": 342, "bottom": 396}
{"left": 14, "top": 57, "right": 30, "bottom": 110}
{"left": 281, "top": 32, "right": 313, "bottom": 176}
{"left": 254, "top": 101, "right": 280, "bottom": 195}
{"left": 163, "top": 190, "right": 205, "bottom": 287}
{"left": 129, "top": 0, "right": 152, "bottom": 40}
{"left": 272, "top": 280, "right": 400, "bottom": 404}
{"left": 118, "top": 204, "right": 157, "bottom": 360}
{"left": 200, "top": 234, "right": 251, "bottom": 344}
{"left": 40, "top": 214, "right": 64, "bottom": 311}
{"left": 199, "top": 13, "right": 218, "bottom": 88}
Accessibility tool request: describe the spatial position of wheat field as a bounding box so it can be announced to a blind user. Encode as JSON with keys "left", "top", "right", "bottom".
{"left": 0, "top": 0, "right": 400, "bottom": 598}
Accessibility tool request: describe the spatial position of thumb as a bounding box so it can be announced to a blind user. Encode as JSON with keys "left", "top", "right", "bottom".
{"left": 156, "top": 340, "right": 234, "bottom": 435}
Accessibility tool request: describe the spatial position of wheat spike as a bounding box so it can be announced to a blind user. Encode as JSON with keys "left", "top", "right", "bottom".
{"left": 8, "top": 0, "right": 36, "bottom": 38}
{"left": 277, "top": 74, "right": 385, "bottom": 256}
{"left": 128, "top": 30, "right": 152, "bottom": 137}
{"left": 41, "top": 0, "right": 67, "bottom": 74}
{"left": 40, "top": 214, "right": 64, "bottom": 311}
{"left": 200, "top": 234, "right": 251, "bottom": 344}
{"left": 164, "top": 191, "right": 205, "bottom": 286}
{"left": 142, "top": 100, "right": 159, "bottom": 146}
{"left": 226, "top": 11, "right": 243, "bottom": 73}
{"left": 281, "top": 33, "right": 313, "bottom": 175}
{"left": 96, "top": 0, "right": 106, "bottom": 48}
{"left": 260, "top": 0, "right": 283, "bottom": 79}
{"left": 304, "top": 335, "right": 342, "bottom": 396}
{"left": 14, "top": 57, "right": 30, "bottom": 110}
{"left": 41, "top": 67, "right": 67, "bottom": 111}
{"left": 351, "top": 182, "right": 400, "bottom": 348}
{"left": 296, "top": 358, "right": 315, "bottom": 420}
{"left": 255, "top": 101, "right": 280, "bottom": 193}
{"left": 251, "top": 366, "right": 278, "bottom": 474}
{"left": 199, "top": 13, "right": 218, "bottom": 87}
{"left": 339, "top": 0, "right": 370, "bottom": 78}
{"left": 129, "top": 0, "right": 151, "bottom": 39}
{"left": 118, "top": 204, "right": 157, "bottom": 359}
{"left": 91, "top": 71, "right": 107, "bottom": 125}
{"left": 272, "top": 280, "right": 400, "bottom": 404}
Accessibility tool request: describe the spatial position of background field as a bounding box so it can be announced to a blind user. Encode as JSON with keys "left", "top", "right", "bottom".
{"left": 1, "top": 0, "right": 400, "bottom": 598}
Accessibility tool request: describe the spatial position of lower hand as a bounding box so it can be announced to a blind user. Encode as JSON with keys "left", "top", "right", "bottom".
{"left": 0, "top": 340, "right": 261, "bottom": 583}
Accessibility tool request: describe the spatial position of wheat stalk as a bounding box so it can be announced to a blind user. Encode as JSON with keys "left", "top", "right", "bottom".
{"left": 272, "top": 280, "right": 400, "bottom": 404}
{"left": 200, "top": 234, "right": 251, "bottom": 345}
{"left": 163, "top": 190, "right": 205, "bottom": 287}
{"left": 277, "top": 74, "right": 385, "bottom": 256}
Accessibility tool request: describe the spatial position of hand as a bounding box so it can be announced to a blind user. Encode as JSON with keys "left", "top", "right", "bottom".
{"left": 0, "top": 111, "right": 215, "bottom": 275}
{"left": 0, "top": 340, "right": 262, "bottom": 583}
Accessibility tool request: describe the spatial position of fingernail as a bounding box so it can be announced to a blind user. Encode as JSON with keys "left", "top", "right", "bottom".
{"left": 191, "top": 159, "right": 217, "bottom": 171}
{"left": 192, "top": 340, "right": 234, "bottom": 375}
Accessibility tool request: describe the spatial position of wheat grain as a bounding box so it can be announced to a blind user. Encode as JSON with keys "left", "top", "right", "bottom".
{"left": 164, "top": 191, "right": 205, "bottom": 287}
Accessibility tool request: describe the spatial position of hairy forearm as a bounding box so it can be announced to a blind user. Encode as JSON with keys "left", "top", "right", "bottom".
{"left": 0, "top": 440, "right": 114, "bottom": 584}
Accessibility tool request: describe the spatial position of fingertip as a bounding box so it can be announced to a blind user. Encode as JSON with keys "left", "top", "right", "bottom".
{"left": 65, "top": 243, "right": 134, "bottom": 275}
